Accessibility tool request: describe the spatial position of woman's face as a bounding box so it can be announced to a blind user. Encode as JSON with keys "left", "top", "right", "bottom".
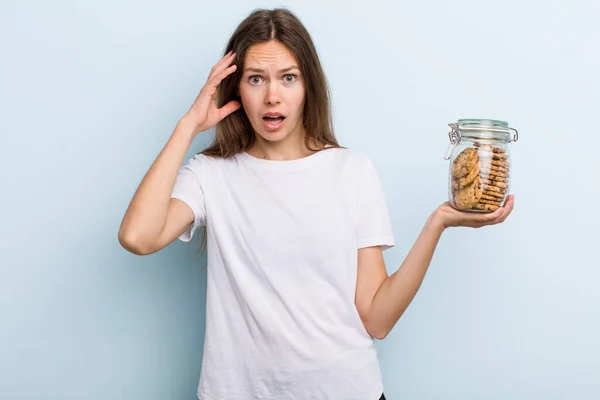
{"left": 238, "top": 40, "right": 306, "bottom": 144}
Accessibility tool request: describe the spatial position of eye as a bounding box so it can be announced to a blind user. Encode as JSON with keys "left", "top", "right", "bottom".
{"left": 248, "top": 76, "right": 263, "bottom": 84}
{"left": 283, "top": 74, "right": 297, "bottom": 83}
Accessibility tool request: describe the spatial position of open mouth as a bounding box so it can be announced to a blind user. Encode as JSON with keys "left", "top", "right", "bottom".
{"left": 262, "top": 116, "right": 286, "bottom": 125}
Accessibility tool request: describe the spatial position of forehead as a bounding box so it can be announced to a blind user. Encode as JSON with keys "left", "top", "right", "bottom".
{"left": 244, "top": 40, "right": 299, "bottom": 70}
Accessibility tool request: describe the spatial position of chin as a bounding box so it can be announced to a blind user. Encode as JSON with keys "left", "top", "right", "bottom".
{"left": 255, "top": 130, "right": 291, "bottom": 143}
{"left": 252, "top": 118, "right": 300, "bottom": 143}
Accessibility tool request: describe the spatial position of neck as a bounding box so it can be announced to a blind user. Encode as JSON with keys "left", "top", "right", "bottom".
{"left": 249, "top": 132, "right": 322, "bottom": 161}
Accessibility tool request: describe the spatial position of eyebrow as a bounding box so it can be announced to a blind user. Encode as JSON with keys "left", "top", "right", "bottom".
{"left": 244, "top": 65, "right": 300, "bottom": 74}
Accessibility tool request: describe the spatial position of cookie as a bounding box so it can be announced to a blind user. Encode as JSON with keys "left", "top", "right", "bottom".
{"left": 479, "top": 198, "right": 503, "bottom": 206}
{"left": 482, "top": 187, "right": 505, "bottom": 195}
{"left": 480, "top": 164, "right": 510, "bottom": 175}
{"left": 481, "top": 179, "right": 508, "bottom": 189}
{"left": 478, "top": 151, "right": 509, "bottom": 161}
{"left": 454, "top": 176, "right": 483, "bottom": 209}
{"left": 480, "top": 171, "right": 509, "bottom": 180}
{"left": 481, "top": 178, "right": 509, "bottom": 187}
{"left": 489, "top": 159, "right": 509, "bottom": 168}
{"left": 482, "top": 190, "right": 505, "bottom": 199}
{"left": 451, "top": 148, "right": 479, "bottom": 178}
{"left": 480, "top": 173, "right": 509, "bottom": 183}
{"left": 481, "top": 194, "right": 503, "bottom": 201}
{"left": 482, "top": 184, "right": 507, "bottom": 194}
{"left": 453, "top": 162, "right": 481, "bottom": 189}
{"left": 473, "top": 143, "right": 506, "bottom": 154}
{"left": 480, "top": 159, "right": 510, "bottom": 169}
{"left": 472, "top": 203, "right": 500, "bottom": 212}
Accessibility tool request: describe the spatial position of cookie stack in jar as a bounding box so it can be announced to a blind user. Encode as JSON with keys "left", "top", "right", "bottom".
{"left": 444, "top": 119, "right": 518, "bottom": 213}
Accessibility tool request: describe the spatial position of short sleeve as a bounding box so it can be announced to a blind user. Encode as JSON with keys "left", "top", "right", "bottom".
{"left": 356, "top": 157, "right": 395, "bottom": 251}
{"left": 170, "top": 155, "right": 207, "bottom": 242}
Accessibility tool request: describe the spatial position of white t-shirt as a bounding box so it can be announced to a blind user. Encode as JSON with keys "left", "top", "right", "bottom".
{"left": 171, "top": 146, "right": 395, "bottom": 400}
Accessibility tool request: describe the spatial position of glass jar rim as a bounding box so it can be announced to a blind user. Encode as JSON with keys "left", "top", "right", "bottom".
{"left": 457, "top": 118, "right": 509, "bottom": 127}
{"left": 444, "top": 118, "right": 518, "bottom": 160}
{"left": 451, "top": 118, "right": 517, "bottom": 142}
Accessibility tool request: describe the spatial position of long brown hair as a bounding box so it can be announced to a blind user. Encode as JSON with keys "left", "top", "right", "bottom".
{"left": 194, "top": 8, "right": 341, "bottom": 256}
{"left": 202, "top": 7, "right": 340, "bottom": 157}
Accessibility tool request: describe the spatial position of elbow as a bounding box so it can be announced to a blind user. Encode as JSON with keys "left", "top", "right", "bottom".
{"left": 360, "top": 313, "right": 392, "bottom": 340}
{"left": 370, "top": 329, "right": 390, "bottom": 341}
{"left": 365, "top": 323, "right": 392, "bottom": 341}
{"left": 118, "top": 229, "right": 153, "bottom": 256}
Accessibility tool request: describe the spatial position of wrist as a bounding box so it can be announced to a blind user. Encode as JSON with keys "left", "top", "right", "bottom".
{"left": 428, "top": 208, "right": 448, "bottom": 234}
{"left": 174, "top": 117, "right": 198, "bottom": 142}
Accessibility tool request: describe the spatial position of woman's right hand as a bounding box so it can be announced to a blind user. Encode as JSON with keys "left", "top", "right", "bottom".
{"left": 181, "top": 51, "right": 241, "bottom": 136}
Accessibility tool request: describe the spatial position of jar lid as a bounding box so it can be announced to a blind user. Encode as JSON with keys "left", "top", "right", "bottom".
{"left": 457, "top": 118, "right": 508, "bottom": 127}
{"left": 451, "top": 118, "right": 517, "bottom": 142}
{"left": 444, "top": 118, "right": 518, "bottom": 160}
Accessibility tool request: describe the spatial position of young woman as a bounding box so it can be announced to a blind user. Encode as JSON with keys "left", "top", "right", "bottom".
{"left": 118, "top": 8, "right": 514, "bottom": 400}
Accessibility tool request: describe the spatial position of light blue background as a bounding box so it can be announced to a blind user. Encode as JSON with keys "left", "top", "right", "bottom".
{"left": 2, "top": 0, "right": 599, "bottom": 399}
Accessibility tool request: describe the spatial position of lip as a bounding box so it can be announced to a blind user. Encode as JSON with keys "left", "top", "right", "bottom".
{"left": 261, "top": 114, "right": 286, "bottom": 131}
{"left": 262, "top": 112, "right": 285, "bottom": 118}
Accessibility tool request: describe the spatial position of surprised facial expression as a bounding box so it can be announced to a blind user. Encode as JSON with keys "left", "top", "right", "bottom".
{"left": 238, "top": 40, "right": 306, "bottom": 143}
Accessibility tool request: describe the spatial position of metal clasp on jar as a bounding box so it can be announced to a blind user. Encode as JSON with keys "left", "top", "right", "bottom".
{"left": 509, "top": 127, "right": 519, "bottom": 142}
{"left": 444, "top": 123, "right": 461, "bottom": 160}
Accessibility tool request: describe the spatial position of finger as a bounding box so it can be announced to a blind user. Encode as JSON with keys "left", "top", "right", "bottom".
{"left": 505, "top": 195, "right": 515, "bottom": 212}
{"left": 478, "top": 207, "right": 504, "bottom": 223}
{"left": 211, "top": 63, "right": 238, "bottom": 85}
{"left": 218, "top": 100, "right": 242, "bottom": 120}
{"left": 208, "top": 52, "right": 237, "bottom": 82}
{"left": 470, "top": 210, "right": 503, "bottom": 228}
{"left": 209, "top": 50, "right": 233, "bottom": 74}
{"left": 496, "top": 196, "right": 514, "bottom": 221}
{"left": 207, "top": 64, "right": 238, "bottom": 98}
{"left": 500, "top": 197, "right": 515, "bottom": 222}
{"left": 483, "top": 198, "right": 514, "bottom": 226}
{"left": 199, "top": 64, "right": 238, "bottom": 105}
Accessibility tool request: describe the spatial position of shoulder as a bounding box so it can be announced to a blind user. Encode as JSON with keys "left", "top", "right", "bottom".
{"left": 323, "top": 146, "right": 375, "bottom": 170}
{"left": 183, "top": 152, "right": 240, "bottom": 171}
{"left": 178, "top": 153, "right": 228, "bottom": 185}
{"left": 183, "top": 152, "right": 209, "bottom": 168}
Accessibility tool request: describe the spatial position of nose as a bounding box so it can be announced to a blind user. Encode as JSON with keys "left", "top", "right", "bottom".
{"left": 264, "top": 82, "right": 281, "bottom": 105}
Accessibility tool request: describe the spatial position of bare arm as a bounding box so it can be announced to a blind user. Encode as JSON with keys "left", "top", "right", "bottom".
{"left": 355, "top": 215, "right": 444, "bottom": 339}
{"left": 118, "top": 120, "right": 197, "bottom": 255}
{"left": 355, "top": 197, "right": 515, "bottom": 339}
{"left": 118, "top": 51, "right": 241, "bottom": 255}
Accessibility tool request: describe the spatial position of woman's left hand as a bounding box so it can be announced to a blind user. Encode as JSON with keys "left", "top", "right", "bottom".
{"left": 434, "top": 195, "right": 515, "bottom": 229}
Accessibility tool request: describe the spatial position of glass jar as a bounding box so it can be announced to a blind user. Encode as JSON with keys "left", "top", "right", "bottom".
{"left": 444, "top": 119, "right": 519, "bottom": 213}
